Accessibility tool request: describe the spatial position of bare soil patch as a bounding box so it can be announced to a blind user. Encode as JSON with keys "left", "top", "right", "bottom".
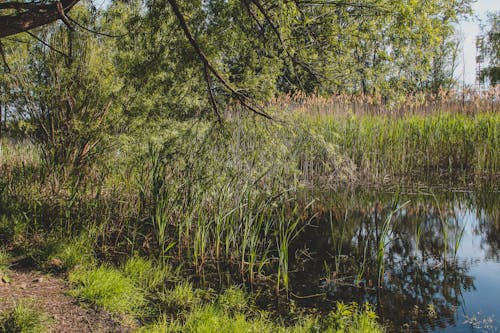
{"left": 0, "top": 269, "right": 133, "bottom": 333}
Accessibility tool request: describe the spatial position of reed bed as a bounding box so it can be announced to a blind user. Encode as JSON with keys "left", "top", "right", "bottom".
{"left": 270, "top": 86, "right": 500, "bottom": 117}
{"left": 1, "top": 99, "right": 499, "bottom": 288}
{"left": 304, "top": 112, "right": 500, "bottom": 181}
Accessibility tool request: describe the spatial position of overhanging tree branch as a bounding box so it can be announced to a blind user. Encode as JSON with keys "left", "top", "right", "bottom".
{"left": 167, "top": 0, "right": 272, "bottom": 119}
{"left": 0, "top": 0, "right": 80, "bottom": 38}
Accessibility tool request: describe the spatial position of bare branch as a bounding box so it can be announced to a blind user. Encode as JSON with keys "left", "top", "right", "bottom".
{"left": 25, "top": 30, "right": 70, "bottom": 58}
{"left": 167, "top": 0, "right": 272, "bottom": 119}
{"left": 56, "top": 0, "right": 75, "bottom": 31}
{"left": 203, "top": 62, "right": 222, "bottom": 123}
{"left": 295, "top": 1, "right": 390, "bottom": 11}
{"left": 66, "top": 14, "right": 127, "bottom": 38}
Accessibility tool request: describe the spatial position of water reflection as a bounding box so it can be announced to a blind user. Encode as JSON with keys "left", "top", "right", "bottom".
{"left": 290, "top": 191, "right": 499, "bottom": 332}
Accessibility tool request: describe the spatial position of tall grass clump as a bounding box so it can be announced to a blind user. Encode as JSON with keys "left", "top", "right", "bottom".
{"left": 2, "top": 91, "right": 498, "bottom": 332}
{"left": 125, "top": 117, "right": 343, "bottom": 290}
{"left": 68, "top": 266, "right": 146, "bottom": 314}
{"left": 272, "top": 88, "right": 500, "bottom": 116}
{"left": 122, "top": 256, "right": 172, "bottom": 292}
{"left": 0, "top": 301, "right": 50, "bottom": 333}
{"left": 46, "top": 233, "right": 97, "bottom": 271}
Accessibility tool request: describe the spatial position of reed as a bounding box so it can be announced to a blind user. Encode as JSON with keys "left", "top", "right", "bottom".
{"left": 302, "top": 112, "right": 500, "bottom": 182}
{"left": 376, "top": 201, "right": 409, "bottom": 288}
{"left": 271, "top": 87, "right": 500, "bottom": 116}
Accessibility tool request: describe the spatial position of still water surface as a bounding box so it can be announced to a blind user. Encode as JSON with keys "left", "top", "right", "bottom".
{"left": 290, "top": 191, "right": 499, "bottom": 332}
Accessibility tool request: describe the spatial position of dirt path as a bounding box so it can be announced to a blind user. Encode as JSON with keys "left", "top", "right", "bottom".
{"left": 0, "top": 269, "right": 133, "bottom": 333}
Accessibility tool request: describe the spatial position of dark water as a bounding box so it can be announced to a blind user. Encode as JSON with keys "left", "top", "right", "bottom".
{"left": 290, "top": 190, "right": 500, "bottom": 332}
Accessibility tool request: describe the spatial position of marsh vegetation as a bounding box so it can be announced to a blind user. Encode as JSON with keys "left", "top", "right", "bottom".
{"left": 1, "top": 94, "right": 500, "bottom": 331}
{"left": 1, "top": 0, "right": 500, "bottom": 331}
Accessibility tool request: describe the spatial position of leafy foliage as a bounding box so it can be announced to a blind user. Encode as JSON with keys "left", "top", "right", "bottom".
{"left": 480, "top": 11, "right": 500, "bottom": 86}
{"left": 1, "top": 4, "right": 122, "bottom": 176}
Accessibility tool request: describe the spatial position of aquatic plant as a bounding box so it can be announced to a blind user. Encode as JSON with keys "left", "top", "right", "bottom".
{"left": 376, "top": 200, "right": 409, "bottom": 287}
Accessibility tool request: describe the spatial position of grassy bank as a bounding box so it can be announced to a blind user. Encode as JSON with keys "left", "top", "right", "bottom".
{"left": 0, "top": 107, "right": 499, "bottom": 331}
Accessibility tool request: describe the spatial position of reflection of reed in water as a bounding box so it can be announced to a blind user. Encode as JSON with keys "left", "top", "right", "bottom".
{"left": 289, "top": 191, "right": 497, "bottom": 332}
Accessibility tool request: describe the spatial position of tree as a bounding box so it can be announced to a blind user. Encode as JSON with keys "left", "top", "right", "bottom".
{"left": 110, "top": 0, "right": 472, "bottom": 119}
{"left": 2, "top": 1, "right": 473, "bottom": 103}
{"left": 1, "top": 0, "right": 474, "bottom": 146}
{"left": 480, "top": 11, "right": 500, "bottom": 86}
{"left": 1, "top": 4, "right": 122, "bottom": 175}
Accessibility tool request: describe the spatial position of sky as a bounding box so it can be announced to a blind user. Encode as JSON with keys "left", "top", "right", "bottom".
{"left": 459, "top": 0, "right": 500, "bottom": 85}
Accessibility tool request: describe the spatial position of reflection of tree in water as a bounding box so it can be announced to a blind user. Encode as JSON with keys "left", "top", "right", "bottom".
{"left": 290, "top": 192, "right": 480, "bottom": 332}
{"left": 470, "top": 192, "right": 500, "bottom": 261}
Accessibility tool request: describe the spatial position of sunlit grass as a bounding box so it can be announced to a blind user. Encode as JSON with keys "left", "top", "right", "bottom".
{"left": 0, "top": 300, "right": 50, "bottom": 333}
{"left": 68, "top": 266, "right": 146, "bottom": 314}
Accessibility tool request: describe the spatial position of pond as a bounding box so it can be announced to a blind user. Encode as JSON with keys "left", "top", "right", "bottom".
{"left": 289, "top": 190, "right": 500, "bottom": 332}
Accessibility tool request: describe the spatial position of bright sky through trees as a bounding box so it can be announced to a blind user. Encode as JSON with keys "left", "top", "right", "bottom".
{"left": 460, "top": 0, "right": 500, "bottom": 85}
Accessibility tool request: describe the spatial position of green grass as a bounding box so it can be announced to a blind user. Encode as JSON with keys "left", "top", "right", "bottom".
{"left": 68, "top": 266, "right": 146, "bottom": 314}
{"left": 0, "top": 301, "right": 50, "bottom": 333}
{"left": 157, "top": 281, "right": 204, "bottom": 314}
{"left": 0, "top": 250, "right": 9, "bottom": 271}
{"left": 216, "top": 286, "right": 250, "bottom": 314}
{"left": 141, "top": 284, "right": 383, "bottom": 333}
{"left": 140, "top": 299, "right": 383, "bottom": 333}
{"left": 122, "top": 256, "right": 172, "bottom": 291}
{"left": 46, "top": 234, "right": 97, "bottom": 271}
{"left": 0, "top": 250, "right": 10, "bottom": 283}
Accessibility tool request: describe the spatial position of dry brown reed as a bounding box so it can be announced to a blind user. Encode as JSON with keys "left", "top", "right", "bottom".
{"left": 269, "top": 86, "right": 500, "bottom": 117}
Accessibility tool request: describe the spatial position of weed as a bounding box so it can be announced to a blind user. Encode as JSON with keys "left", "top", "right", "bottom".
{"left": 157, "top": 281, "right": 203, "bottom": 314}
{"left": 325, "top": 302, "right": 383, "bottom": 333}
{"left": 216, "top": 286, "right": 250, "bottom": 315}
{"left": 0, "top": 250, "right": 9, "bottom": 279}
{"left": 376, "top": 200, "right": 409, "bottom": 287}
{"left": 139, "top": 300, "right": 383, "bottom": 333}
